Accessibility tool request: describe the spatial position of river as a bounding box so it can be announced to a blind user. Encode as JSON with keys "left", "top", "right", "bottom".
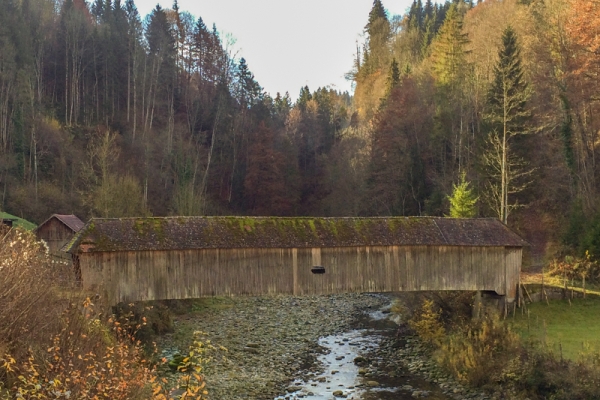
{"left": 158, "top": 293, "right": 488, "bottom": 400}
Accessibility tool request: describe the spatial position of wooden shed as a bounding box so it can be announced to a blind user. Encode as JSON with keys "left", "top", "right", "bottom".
{"left": 65, "top": 217, "right": 528, "bottom": 305}
{"left": 36, "top": 214, "right": 85, "bottom": 254}
{"left": 1, "top": 218, "right": 15, "bottom": 228}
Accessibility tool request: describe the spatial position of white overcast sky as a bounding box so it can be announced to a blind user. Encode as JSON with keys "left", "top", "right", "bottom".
{"left": 135, "top": 0, "right": 413, "bottom": 100}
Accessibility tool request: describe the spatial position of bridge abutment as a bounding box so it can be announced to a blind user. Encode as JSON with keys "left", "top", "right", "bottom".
{"left": 473, "top": 290, "right": 514, "bottom": 318}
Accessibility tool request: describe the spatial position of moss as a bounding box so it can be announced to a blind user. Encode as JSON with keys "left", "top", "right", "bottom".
{"left": 308, "top": 219, "right": 317, "bottom": 234}
{"left": 239, "top": 217, "right": 256, "bottom": 233}
{"left": 131, "top": 218, "right": 167, "bottom": 241}
{"left": 67, "top": 215, "right": 520, "bottom": 253}
{"left": 133, "top": 219, "right": 147, "bottom": 236}
{"left": 0, "top": 212, "right": 36, "bottom": 230}
{"left": 318, "top": 219, "right": 338, "bottom": 238}
{"left": 153, "top": 218, "right": 166, "bottom": 242}
{"left": 93, "top": 231, "right": 114, "bottom": 251}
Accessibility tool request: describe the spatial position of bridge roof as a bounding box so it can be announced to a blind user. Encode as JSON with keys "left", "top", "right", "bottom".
{"left": 65, "top": 217, "right": 528, "bottom": 253}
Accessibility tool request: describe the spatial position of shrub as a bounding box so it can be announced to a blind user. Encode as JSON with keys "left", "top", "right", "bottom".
{"left": 0, "top": 226, "right": 211, "bottom": 400}
{"left": 0, "top": 227, "right": 72, "bottom": 361}
{"left": 113, "top": 302, "right": 174, "bottom": 344}
{"left": 436, "top": 314, "right": 522, "bottom": 386}
{"left": 404, "top": 292, "right": 600, "bottom": 398}
{"left": 408, "top": 299, "right": 446, "bottom": 347}
{"left": 1, "top": 299, "right": 156, "bottom": 399}
{"left": 549, "top": 253, "right": 600, "bottom": 284}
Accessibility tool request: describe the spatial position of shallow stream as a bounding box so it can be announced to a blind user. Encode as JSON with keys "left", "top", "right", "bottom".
{"left": 275, "top": 306, "right": 451, "bottom": 400}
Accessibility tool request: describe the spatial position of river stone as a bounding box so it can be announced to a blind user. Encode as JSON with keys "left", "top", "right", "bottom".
{"left": 366, "top": 380, "right": 379, "bottom": 387}
{"left": 353, "top": 356, "right": 367, "bottom": 365}
{"left": 332, "top": 390, "right": 346, "bottom": 397}
{"left": 242, "top": 346, "right": 259, "bottom": 354}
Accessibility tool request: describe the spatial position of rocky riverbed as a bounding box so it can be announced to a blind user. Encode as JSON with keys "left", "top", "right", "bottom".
{"left": 157, "top": 293, "right": 497, "bottom": 400}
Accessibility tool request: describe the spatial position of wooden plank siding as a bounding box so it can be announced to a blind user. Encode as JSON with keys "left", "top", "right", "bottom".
{"left": 79, "top": 245, "right": 521, "bottom": 305}
{"left": 36, "top": 218, "right": 75, "bottom": 254}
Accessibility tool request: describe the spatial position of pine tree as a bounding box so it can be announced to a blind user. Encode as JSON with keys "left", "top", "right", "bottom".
{"left": 380, "top": 58, "right": 400, "bottom": 106}
{"left": 407, "top": 0, "right": 424, "bottom": 31}
{"left": 296, "top": 85, "right": 312, "bottom": 111}
{"left": 362, "top": 0, "right": 390, "bottom": 73}
{"left": 429, "top": 3, "right": 471, "bottom": 177}
{"left": 430, "top": 3, "right": 469, "bottom": 88}
{"left": 483, "top": 26, "right": 531, "bottom": 224}
{"left": 236, "top": 57, "right": 261, "bottom": 107}
{"left": 447, "top": 172, "right": 478, "bottom": 218}
{"left": 386, "top": 58, "right": 400, "bottom": 91}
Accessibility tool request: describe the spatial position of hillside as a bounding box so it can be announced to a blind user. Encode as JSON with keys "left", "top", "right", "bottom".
{"left": 0, "top": 0, "right": 598, "bottom": 260}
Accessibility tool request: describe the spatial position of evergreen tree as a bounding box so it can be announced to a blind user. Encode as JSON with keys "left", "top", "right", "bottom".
{"left": 447, "top": 172, "right": 478, "bottom": 217}
{"left": 366, "top": 0, "right": 387, "bottom": 30}
{"left": 296, "top": 85, "right": 312, "bottom": 110}
{"left": 236, "top": 57, "right": 261, "bottom": 107}
{"left": 430, "top": 3, "right": 469, "bottom": 88}
{"left": 407, "top": 0, "right": 424, "bottom": 31}
{"left": 421, "top": 0, "right": 437, "bottom": 54}
{"left": 483, "top": 26, "right": 531, "bottom": 224}
{"left": 429, "top": 3, "right": 472, "bottom": 179}
{"left": 192, "top": 16, "right": 211, "bottom": 80}
{"left": 386, "top": 58, "right": 400, "bottom": 94}
{"left": 380, "top": 58, "right": 400, "bottom": 107}
{"left": 362, "top": 0, "right": 390, "bottom": 73}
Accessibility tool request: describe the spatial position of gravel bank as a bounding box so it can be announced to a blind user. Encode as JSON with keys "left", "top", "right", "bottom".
{"left": 159, "top": 293, "right": 390, "bottom": 399}
{"left": 158, "top": 293, "right": 500, "bottom": 400}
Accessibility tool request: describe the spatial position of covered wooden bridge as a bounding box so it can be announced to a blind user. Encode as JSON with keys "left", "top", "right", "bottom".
{"left": 65, "top": 217, "right": 527, "bottom": 305}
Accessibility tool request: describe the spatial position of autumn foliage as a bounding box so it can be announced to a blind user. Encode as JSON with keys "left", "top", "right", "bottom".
{"left": 0, "top": 227, "right": 209, "bottom": 399}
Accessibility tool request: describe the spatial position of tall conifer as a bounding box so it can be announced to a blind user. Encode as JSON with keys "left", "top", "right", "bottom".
{"left": 483, "top": 26, "right": 531, "bottom": 223}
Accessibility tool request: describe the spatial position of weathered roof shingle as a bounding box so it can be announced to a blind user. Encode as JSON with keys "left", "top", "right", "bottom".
{"left": 36, "top": 214, "right": 85, "bottom": 233}
{"left": 65, "top": 217, "right": 528, "bottom": 253}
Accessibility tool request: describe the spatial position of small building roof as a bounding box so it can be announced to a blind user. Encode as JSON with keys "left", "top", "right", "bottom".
{"left": 36, "top": 214, "right": 85, "bottom": 233}
{"left": 65, "top": 216, "right": 528, "bottom": 253}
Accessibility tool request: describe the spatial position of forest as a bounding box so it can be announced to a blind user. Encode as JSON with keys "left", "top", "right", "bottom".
{"left": 0, "top": 0, "right": 598, "bottom": 258}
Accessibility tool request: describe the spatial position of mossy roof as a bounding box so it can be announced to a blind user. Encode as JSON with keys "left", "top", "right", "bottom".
{"left": 0, "top": 212, "right": 37, "bottom": 230}
{"left": 64, "top": 216, "right": 528, "bottom": 253}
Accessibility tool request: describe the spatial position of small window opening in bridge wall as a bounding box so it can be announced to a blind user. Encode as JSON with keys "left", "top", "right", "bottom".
{"left": 311, "top": 266, "right": 325, "bottom": 274}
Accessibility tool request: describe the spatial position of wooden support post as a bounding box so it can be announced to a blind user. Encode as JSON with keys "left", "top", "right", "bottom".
{"left": 522, "top": 283, "right": 533, "bottom": 303}
{"left": 292, "top": 248, "right": 298, "bottom": 296}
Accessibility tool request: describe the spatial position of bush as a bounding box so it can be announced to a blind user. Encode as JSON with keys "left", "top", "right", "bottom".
{"left": 405, "top": 293, "right": 600, "bottom": 398}
{"left": 113, "top": 302, "right": 174, "bottom": 344}
{"left": 1, "top": 299, "right": 157, "bottom": 399}
{"left": 408, "top": 299, "right": 446, "bottom": 347}
{"left": 0, "top": 227, "right": 72, "bottom": 361}
{"left": 436, "top": 314, "right": 522, "bottom": 386}
{"left": 549, "top": 253, "right": 600, "bottom": 284}
{"left": 0, "top": 226, "right": 211, "bottom": 400}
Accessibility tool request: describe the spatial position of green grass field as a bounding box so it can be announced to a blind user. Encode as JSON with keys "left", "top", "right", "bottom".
{"left": 510, "top": 296, "right": 600, "bottom": 360}
{"left": 0, "top": 211, "right": 36, "bottom": 230}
